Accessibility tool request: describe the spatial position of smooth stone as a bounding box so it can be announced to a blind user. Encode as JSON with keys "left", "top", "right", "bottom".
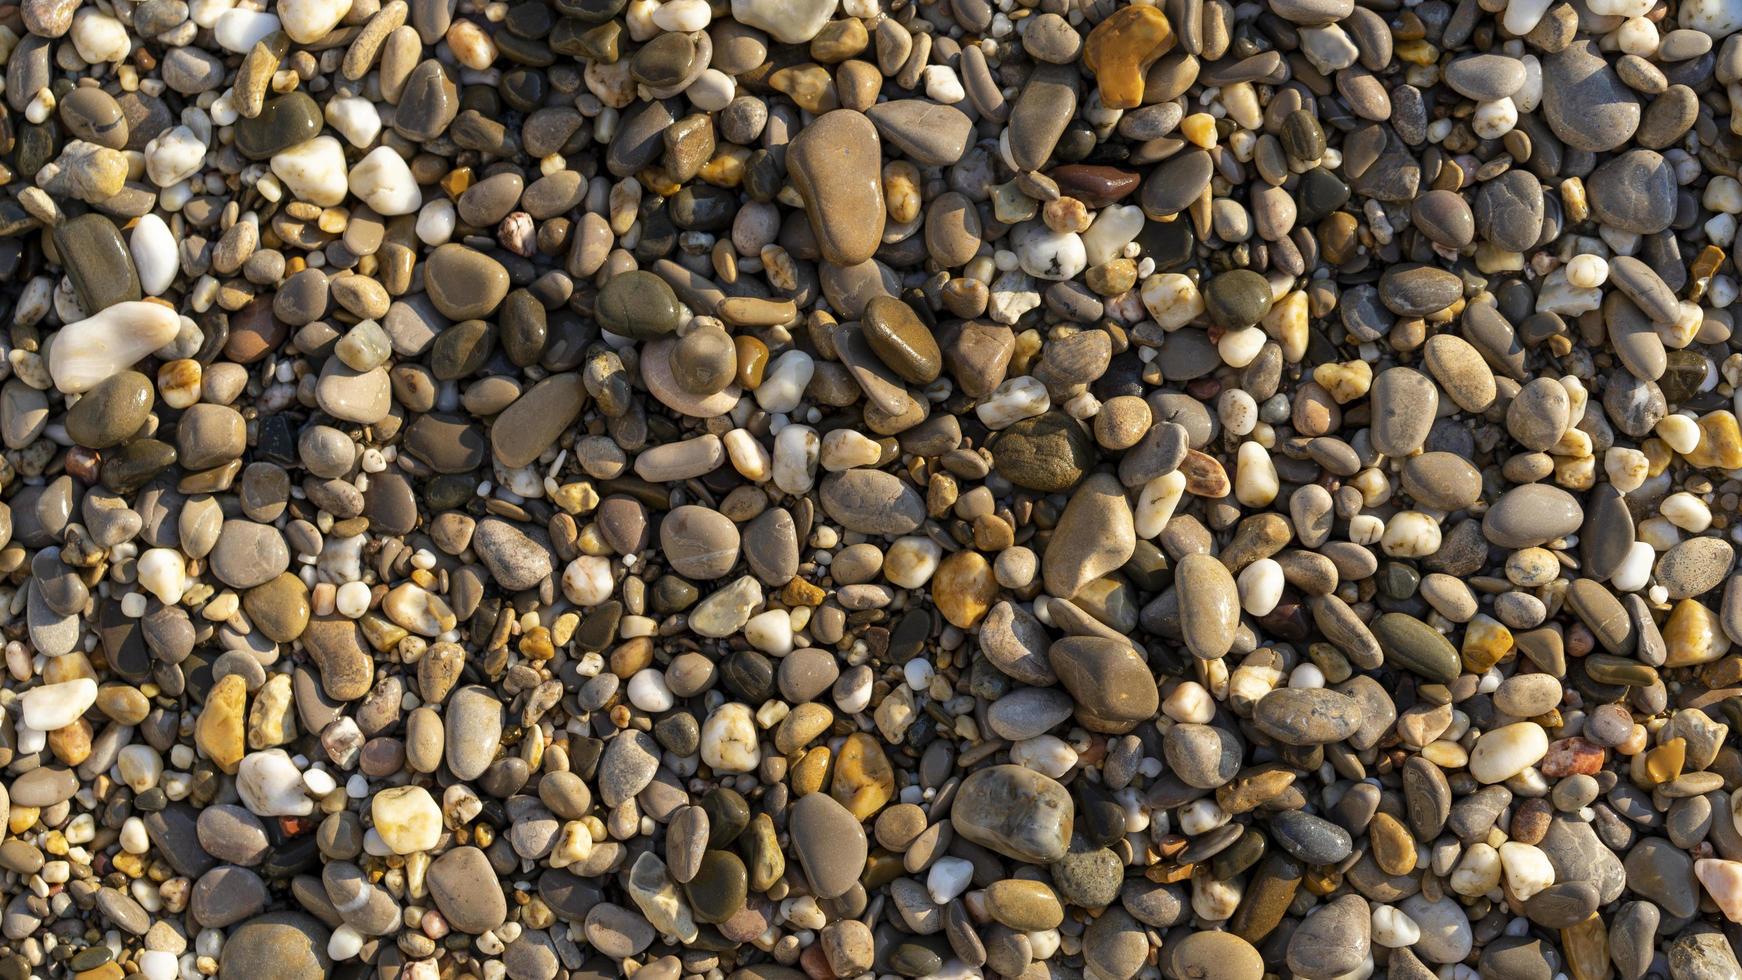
{"left": 423, "top": 245, "right": 508, "bottom": 319}
{"left": 235, "top": 93, "right": 322, "bottom": 159}
{"left": 1253, "top": 688, "right": 1364, "bottom": 744}
{"left": 1542, "top": 39, "right": 1640, "bottom": 151}
{"left": 788, "top": 792, "right": 867, "bottom": 900}
{"left": 1048, "top": 636, "right": 1158, "bottom": 734}
{"left": 950, "top": 765, "right": 1073, "bottom": 863}
{"left": 1483, "top": 484, "right": 1583, "bottom": 548}
{"left": 217, "top": 913, "right": 332, "bottom": 980}
{"left": 1044, "top": 474, "right": 1135, "bottom": 599}
{"left": 208, "top": 521, "right": 289, "bottom": 589}
{"left": 1368, "top": 367, "right": 1438, "bottom": 458}
{"left": 786, "top": 110, "right": 885, "bottom": 266}
{"left": 865, "top": 100, "right": 973, "bottom": 166}
{"left": 65, "top": 371, "right": 152, "bottom": 449}
{"left": 1175, "top": 553, "right": 1240, "bottom": 660}
{"left": 427, "top": 846, "right": 507, "bottom": 933}
{"left": 54, "top": 213, "right": 141, "bottom": 313}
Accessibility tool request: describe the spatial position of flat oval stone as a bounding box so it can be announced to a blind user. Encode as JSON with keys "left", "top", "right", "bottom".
{"left": 427, "top": 846, "right": 507, "bottom": 933}
{"left": 1371, "top": 612, "right": 1461, "bottom": 683}
{"left": 861, "top": 296, "right": 941, "bottom": 384}
{"left": 423, "top": 245, "right": 508, "bottom": 320}
{"left": 54, "top": 213, "right": 141, "bottom": 314}
{"left": 1483, "top": 484, "right": 1583, "bottom": 548}
{"left": 490, "top": 373, "right": 588, "bottom": 469}
{"left": 786, "top": 110, "right": 885, "bottom": 266}
{"left": 787, "top": 792, "right": 867, "bottom": 899}
{"left": 1369, "top": 367, "right": 1438, "bottom": 458}
{"left": 1175, "top": 553, "right": 1240, "bottom": 660}
{"left": 208, "top": 520, "right": 289, "bottom": 589}
{"left": 818, "top": 470, "right": 925, "bottom": 535}
{"left": 596, "top": 270, "right": 680, "bottom": 340}
{"left": 1253, "top": 688, "right": 1364, "bottom": 745}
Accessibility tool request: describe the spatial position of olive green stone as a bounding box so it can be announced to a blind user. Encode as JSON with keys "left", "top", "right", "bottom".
{"left": 1371, "top": 612, "right": 1460, "bottom": 683}
{"left": 1202, "top": 269, "right": 1274, "bottom": 328}
{"left": 669, "top": 324, "right": 736, "bottom": 395}
{"left": 429, "top": 319, "right": 496, "bottom": 380}
{"left": 992, "top": 411, "right": 1093, "bottom": 492}
{"left": 630, "top": 32, "right": 695, "bottom": 87}
{"left": 891, "top": 943, "right": 944, "bottom": 978}
{"left": 100, "top": 439, "right": 177, "bottom": 494}
{"left": 235, "top": 93, "right": 322, "bottom": 160}
{"left": 596, "top": 270, "right": 680, "bottom": 340}
{"left": 54, "top": 213, "right": 141, "bottom": 314}
{"left": 739, "top": 813, "right": 784, "bottom": 892}
{"left": 684, "top": 850, "right": 747, "bottom": 924}
{"left": 244, "top": 572, "right": 312, "bottom": 643}
{"left": 701, "top": 787, "right": 749, "bottom": 847}
{"left": 66, "top": 371, "right": 153, "bottom": 449}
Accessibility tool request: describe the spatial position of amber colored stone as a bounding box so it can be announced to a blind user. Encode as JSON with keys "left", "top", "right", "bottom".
{"left": 1663, "top": 597, "right": 1729, "bottom": 667}
{"left": 769, "top": 64, "right": 838, "bottom": 114}
{"left": 1461, "top": 615, "right": 1515, "bottom": 673}
{"left": 1178, "top": 449, "right": 1230, "bottom": 497}
{"left": 831, "top": 732, "right": 895, "bottom": 820}
{"left": 1644, "top": 737, "right": 1686, "bottom": 785}
{"left": 735, "top": 335, "right": 769, "bottom": 388}
{"left": 1560, "top": 914, "right": 1610, "bottom": 980}
{"left": 932, "top": 549, "right": 998, "bottom": 629}
{"left": 1690, "top": 244, "right": 1725, "bottom": 302}
{"left": 1684, "top": 411, "right": 1742, "bottom": 469}
{"left": 1145, "top": 862, "right": 1194, "bottom": 883}
{"left": 195, "top": 673, "right": 247, "bottom": 774}
{"left": 1082, "top": 4, "right": 1177, "bottom": 109}
{"left": 790, "top": 745, "right": 832, "bottom": 797}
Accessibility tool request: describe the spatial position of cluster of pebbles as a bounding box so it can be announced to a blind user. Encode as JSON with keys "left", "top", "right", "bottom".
{"left": 13, "top": 0, "right": 1742, "bottom": 974}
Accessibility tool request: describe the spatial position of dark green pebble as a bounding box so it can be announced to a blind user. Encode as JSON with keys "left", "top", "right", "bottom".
{"left": 891, "top": 943, "right": 944, "bottom": 977}
{"left": 1202, "top": 269, "right": 1274, "bottom": 328}
{"left": 234, "top": 93, "right": 322, "bottom": 160}
{"left": 429, "top": 319, "right": 496, "bottom": 380}
{"left": 100, "top": 439, "right": 176, "bottom": 494}
{"left": 595, "top": 270, "right": 680, "bottom": 340}
{"left": 684, "top": 850, "right": 748, "bottom": 924}
{"left": 66, "top": 370, "right": 153, "bottom": 449}
{"left": 54, "top": 212, "right": 141, "bottom": 313}
{"left": 500, "top": 290, "right": 548, "bottom": 367}
{"left": 701, "top": 787, "right": 750, "bottom": 847}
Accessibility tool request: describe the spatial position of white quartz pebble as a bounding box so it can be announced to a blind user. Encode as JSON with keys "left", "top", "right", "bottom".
{"left": 49, "top": 301, "right": 183, "bottom": 393}
{"left": 213, "top": 8, "right": 281, "bottom": 51}
{"left": 278, "top": 0, "right": 352, "bottom": 43}
{"left": 237, "top": 749, "right": 315, "bottom": 816}
{"left": 348, "top": 146, "right": 422, "bottom": 215}
{"left": 131, "top": 215, "right": 179, "bottom": 295}
{"left": 21, "top": 678, "right": 97, "bottom": 732}
{"left": 137, "top": 548, "right": 188, "bottom": 604}
{"left": 144, "top": 126, "right": 207, "bottom": 187}
{"left": 326, "top": 96, "right": 384, "bottom": 148}
{"left": 271, "top": 136, "right": 349, "bottom": 207}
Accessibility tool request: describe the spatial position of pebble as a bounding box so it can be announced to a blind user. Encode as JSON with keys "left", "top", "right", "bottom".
{"left": 4, "top": 0, "right": 1742, "bottom": 976}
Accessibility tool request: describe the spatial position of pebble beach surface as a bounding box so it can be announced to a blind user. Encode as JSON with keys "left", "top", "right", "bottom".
{"left": 9, "top": 0, "right": 1742, "bottom": 976}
